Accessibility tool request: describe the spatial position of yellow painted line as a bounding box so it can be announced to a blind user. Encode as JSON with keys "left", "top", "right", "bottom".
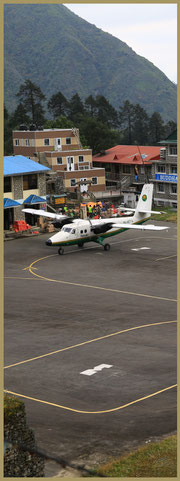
{"left": 5, "top": 277, "right": 41, "bottom": 280}
{"left": 4, "top": 384, "right": 177, "bottom": 414}
{"left": 4, "top": 320, "right": 177, "bottom": 369}
{"left": 25, "top": 256, "right": 177, "bottom": 302}
{"left": 155, "top": 254, "right": 177, "bottom": 262}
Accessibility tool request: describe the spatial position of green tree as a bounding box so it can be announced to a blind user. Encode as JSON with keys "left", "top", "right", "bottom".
{"left": 95, "top": 95, "right": 119, "bottom": 128}
{"left": 48, "top": 91, "right": 69, "bottom": 119}
{"left": 4, "top": 106, "right": 13, "bottom": 155}
{"left": 78, "top": 117, "right": 121, "bottom": 154}
{"left": 164, "top": 120, "right": 177, "bottom": 138}
{"left": 84, "top": 95, "right": 97, "bottom": 117}
{"left": 132, "top": 104, "right": 149, "bottom": 145}
{"left": 9, "top": 102, "right": 31, "bottom": 129}
{"left": 119, "top": 100, "right": 135, "bottom": 144}
{"left": 149, "top": 112, "right": 165, "bottom": 144}
{"left": 68, "top": 93, "right": 85, "bottom": 121}
{"left": 16, "top": 79, "right": 46, "bottom": 124}
{"left": 44, "top": 115, "right": 74, "bottom": 130}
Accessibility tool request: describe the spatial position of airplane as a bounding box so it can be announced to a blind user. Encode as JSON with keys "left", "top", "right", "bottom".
{"left": 22, "top": 183, "right": 168, "bottom": 255}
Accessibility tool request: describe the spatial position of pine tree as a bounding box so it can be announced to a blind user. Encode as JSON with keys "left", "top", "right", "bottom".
{"left": 16, "top": 79, "right": 46, "bottom": 124}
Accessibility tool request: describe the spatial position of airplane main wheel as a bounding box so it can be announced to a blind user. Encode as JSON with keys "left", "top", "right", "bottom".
{"left": 58, "top": 247, "right": 64, "bottom": 255}
{"left": 104, "top": 243, "right": 110, "bottom": 251}
{"left": 78, "top": 242, "right": 84, "bottom": 248}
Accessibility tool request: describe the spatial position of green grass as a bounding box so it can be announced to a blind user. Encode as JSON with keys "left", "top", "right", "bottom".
{"left": 94, "top": 436, "right": 177, "bottom": 477}
{"left": 151, "top": 208, "right": 177, "bottom": 222}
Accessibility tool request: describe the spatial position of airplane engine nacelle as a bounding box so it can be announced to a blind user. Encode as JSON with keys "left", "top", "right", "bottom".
{"left": 52, "top": 217, "right": 73, "bottom": 229}
{"left": 91, "top": 222, "right": 113, "bottom": 235}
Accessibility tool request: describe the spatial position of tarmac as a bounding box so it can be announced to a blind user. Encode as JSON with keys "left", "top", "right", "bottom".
{"left": 4, "top": 221, "right": 177, "bottom": 476}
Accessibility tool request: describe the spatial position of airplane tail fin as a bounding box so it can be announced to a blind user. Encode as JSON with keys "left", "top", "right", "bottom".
{"left": 133, "top": 183, "right": 154, "bottom": 222}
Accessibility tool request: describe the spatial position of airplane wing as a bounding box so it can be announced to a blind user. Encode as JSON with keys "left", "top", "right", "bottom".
{"left": 22, "top": 208, "right": 68, "bottom": 221}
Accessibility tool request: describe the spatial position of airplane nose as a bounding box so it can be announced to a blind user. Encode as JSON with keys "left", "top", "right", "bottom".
{"left": 46, "top": 239, "right": 52, "bottom": 246}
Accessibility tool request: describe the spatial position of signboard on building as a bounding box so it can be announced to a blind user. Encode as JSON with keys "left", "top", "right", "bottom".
{"left": 54, "top": 197, "right": 66, "bottom": 205}
{"left": 155, "top": 174, "right": 177, "bottom": 182}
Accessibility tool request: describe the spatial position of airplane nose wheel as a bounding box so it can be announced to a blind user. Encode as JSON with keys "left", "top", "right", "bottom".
{"left": 104, "top": 243, "right": 110, "bottom": 251}
{"left": 58, "top": 247, "right": 64, "bottom": 255}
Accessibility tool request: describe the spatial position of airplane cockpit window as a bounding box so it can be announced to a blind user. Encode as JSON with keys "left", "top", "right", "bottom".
{"left": 72, "top": 229, "right": 76, "bottom": 234}
{"left": 62, "top": 227, "right": 73, "bottom": 233}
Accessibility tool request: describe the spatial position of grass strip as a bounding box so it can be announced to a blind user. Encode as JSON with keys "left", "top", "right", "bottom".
{"left": 95, "top": 435, "right": 177, "bottom": 477}
{"left": 151, "top": 208, "right": 177, "bottom": 222}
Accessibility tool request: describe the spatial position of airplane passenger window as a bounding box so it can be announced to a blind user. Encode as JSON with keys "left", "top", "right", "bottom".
{"left": 80, "top": 230, "right": 83, "bottom": 234}
{"left": 84, "top": 230, "right": 87, "bottom": 233}
{"left": 72, "top": 229, "right": 76, "bottom": 234}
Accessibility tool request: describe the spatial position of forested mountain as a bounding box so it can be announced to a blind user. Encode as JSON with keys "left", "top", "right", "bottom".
{"left": 4, "top": 3, "right": 176, "bottom": 122}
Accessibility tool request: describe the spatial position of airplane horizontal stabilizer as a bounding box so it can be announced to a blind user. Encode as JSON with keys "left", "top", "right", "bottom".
{"left": 111, "top": 223, "right": 168, "bottom": 231}
{"left": 120, "top": 207, "right": 165, "bottom": 214}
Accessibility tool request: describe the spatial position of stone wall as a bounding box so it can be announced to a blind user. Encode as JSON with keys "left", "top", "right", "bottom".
{"left": 12, "top": 175, "right": 23, "bottom": 200}
{"left": 38, "top": 173, "right": 47, "bottom": 196}
{"left": 4, "top": 395, "right": 44, "bottom": 477}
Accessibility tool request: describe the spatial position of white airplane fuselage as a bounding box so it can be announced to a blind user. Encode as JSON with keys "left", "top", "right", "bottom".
{"left": 46, "top": 215, "right": 149, "bottom": 248}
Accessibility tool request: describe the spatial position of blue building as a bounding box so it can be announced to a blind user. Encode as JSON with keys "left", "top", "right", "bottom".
{"left": 4, "top": 155, "right": 50, "bottom": 229}
{"left": 150, "top": 130, "right": 177, "bottom": 208}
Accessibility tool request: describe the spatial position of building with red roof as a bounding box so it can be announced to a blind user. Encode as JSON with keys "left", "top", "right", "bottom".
{"left": 93, "top": 144, "right": 161, "bottom": 206}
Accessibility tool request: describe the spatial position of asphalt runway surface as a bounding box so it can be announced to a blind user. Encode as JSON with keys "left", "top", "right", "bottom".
{"left": 4, "top": 221, "right": 177, "bottom": 474}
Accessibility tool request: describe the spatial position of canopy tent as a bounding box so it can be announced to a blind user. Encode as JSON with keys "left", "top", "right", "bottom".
{"left": 4, "top": 198, "right": 21, "bottom": 209}
{"left": 80, "top": 201, "right": 103, "bottom": 208}
{"left": 23, "top": 194, "right": 46, "bottom": 204}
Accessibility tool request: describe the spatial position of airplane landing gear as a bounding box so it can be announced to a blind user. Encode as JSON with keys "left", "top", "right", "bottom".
{"left": 58, "top": 247, "right": 64, "bottom": 255}
{"left": 78, "top": 242, "right": 84, "bottom": 248}
{"left": 104, "top": 243, "right": 110, "bottom": 251}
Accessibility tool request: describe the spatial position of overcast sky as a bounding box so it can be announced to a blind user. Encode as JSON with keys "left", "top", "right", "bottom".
{"left": 66, "top": 3, "right": 177, "bottom": 84}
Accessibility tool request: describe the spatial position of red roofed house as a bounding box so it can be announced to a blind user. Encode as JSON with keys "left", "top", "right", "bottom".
{"left": 93, "top": 145, "right": 161, "bottom": 207}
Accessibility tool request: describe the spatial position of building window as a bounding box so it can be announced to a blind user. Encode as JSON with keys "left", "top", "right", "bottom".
{"left": 4, "top": 177, "right": 11, "bottom": 192}
{"left": 171, "top": 165, "right": 177, "bottom": 174}
{"left": 23, "top": 174, "right": 37, "bottom": 190}
{"left": 157, "top": 164, "right": 166, "bottom": 173}
{"left": 169, "top": 146, "right": 177, "bottom": 156}
{"left": 57, "top": 157, "right": 63, "bottom": 165}
{"left": 71, "top": 179, "right": 76, "bottom": 187}
{"left": 92, "top": 177, "right": 98, "bottom": 185}
{"left": 44, "top": 138, "right": 50, "bottom": 146}
{"left": 15, "top": 139, "right": 19, "bottom": 146}
{"left": 79, "top": 155, "right": 84, "bottom": 162}
{"left": 123, "top": 165, "right": 131, "bottom": 174}
{"left": 25, "top": 139, "right": 30, "bottom": 146}
{"left": 158, "top": 183, "right": 165, "bottom": 193}
{"left": 171, "top": 184, "right": 177, "bottom": 194}
{"left": 66, "top": 137, "right": 71, "bottom": 145}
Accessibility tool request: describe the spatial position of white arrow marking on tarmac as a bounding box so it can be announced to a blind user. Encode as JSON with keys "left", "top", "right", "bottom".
{"left": 131, "top": 247, "right": 151, "bottom": 251}
{"left": 80, "top": 364, "right": 113, "bottom": 376}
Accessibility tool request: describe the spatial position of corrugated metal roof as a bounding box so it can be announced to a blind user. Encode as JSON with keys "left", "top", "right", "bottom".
{"left": 93, "top": 145, "right": 160, "bottom": 165}
{"left": 4, "top": 155, "right": 50, "bottom": 176}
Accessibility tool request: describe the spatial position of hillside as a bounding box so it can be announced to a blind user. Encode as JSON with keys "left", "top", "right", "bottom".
{"left": 4, "top": 3, "right": 177, "bottom": 122}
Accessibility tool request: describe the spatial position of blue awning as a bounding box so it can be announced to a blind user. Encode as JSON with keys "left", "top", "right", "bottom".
{"left": 4, "top": 198, "right": 21, "bottom": 208}
{"left": 24, "top": 195, "right": 47, "bottom": 204}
